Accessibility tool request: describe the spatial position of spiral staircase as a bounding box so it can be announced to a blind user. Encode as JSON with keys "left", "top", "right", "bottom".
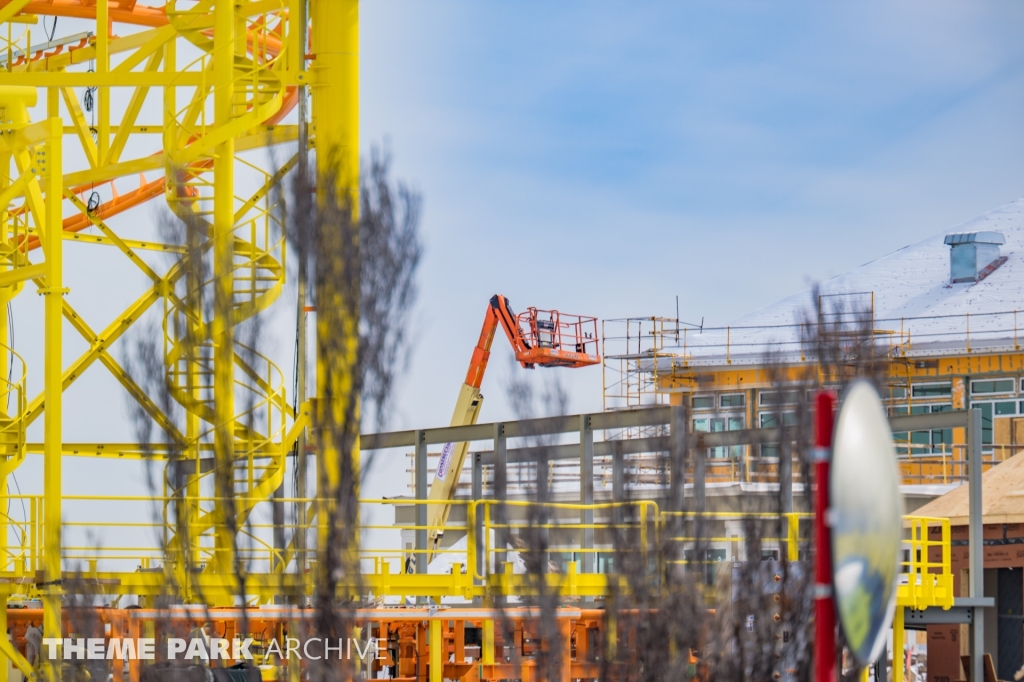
{"left": 0, "top": 0, "right": 310, "bottom": 596}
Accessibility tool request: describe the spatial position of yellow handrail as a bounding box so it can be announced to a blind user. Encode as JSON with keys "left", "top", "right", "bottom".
{"left": 0, "top": 496, "right": 957, "bottom": 605}
{"left": 896, "top": 516, "right": 953, "bottom": 610}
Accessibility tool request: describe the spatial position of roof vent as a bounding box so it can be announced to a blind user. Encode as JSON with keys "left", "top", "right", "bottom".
{"left": 943, "top": 231, "right": 1006, "bottom": 284}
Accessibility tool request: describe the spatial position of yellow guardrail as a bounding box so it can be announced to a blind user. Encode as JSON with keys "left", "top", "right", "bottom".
{"left": 0, "top": 496, "right": 955, "bottom": 607}
{"left": 896, "top": 516, "right": 954, "bottom": 610}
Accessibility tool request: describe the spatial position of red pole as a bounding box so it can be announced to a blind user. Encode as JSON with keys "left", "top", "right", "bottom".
{"left": 814, "top": 391, "right": 836, "bottom": 682}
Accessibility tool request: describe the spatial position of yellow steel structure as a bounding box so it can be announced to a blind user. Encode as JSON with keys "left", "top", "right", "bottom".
{"left": 0, "top": 0, "right": 356, "bottom": 678}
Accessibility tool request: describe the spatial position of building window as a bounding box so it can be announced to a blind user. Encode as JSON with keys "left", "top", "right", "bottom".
{"left": 910, "top": 430, "right": 931, "bottom": 449}
{"left": 695, "top": 416, "right": 744, "bottom": 458}
{"left": 979, "top": 403, "right": 992, "bottom": 445}
{"left": 888, "top": 386, "right": 907, "bottom": 400}
{"left": 891, "top": 403, "right": 952, "bottom": 454}
{"left": 759, "top": 412, "right": 797, "bottom": 429}
{"left": 722, "top": 417, "right": 744, "bottom": 431}
{"left": 759, "top": 412, "right": 797, "bottom": 458}
{"left": 717, "top": 416, "right": 745, "bottom": 458}
{"left": 720, "top": 393, "right": 745, "bottom": 408}
{"left": 995, "top": 401, "right": 1018, "bottom": 416}
{"left": 912, "top": 382, "right": 952, "bottom": 398}
{"left": 692, "top": 395, "right": 714, "bottom": 410}
{"left": 971, "top": 379, "right": 1015, "bottom": 395}
{"left": 759, "top": 390, "right": 800, "bottom": 407}
{"left": 932, "top": 426, "right": 953, "bottom": 450}
{"left": 973, "top": 400, "right": 1020, "bottom": 449}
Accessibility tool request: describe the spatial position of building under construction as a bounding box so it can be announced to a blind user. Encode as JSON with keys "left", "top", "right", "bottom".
{"left": 387, "top": 201, "right": 1023, "bottom": 681}
{"left": 0, "top": 0, "right": 1014, "bottom": 681}
{"left": 604, "top": 204, "right": 1023, "bottom": 486}
{"left": 417, "top": 205, "right": 1024, "bottom": 549}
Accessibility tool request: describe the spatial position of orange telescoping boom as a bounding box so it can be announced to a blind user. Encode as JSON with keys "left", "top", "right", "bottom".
{"left": 424, "top": 295, "right": 600, "bottom": 552}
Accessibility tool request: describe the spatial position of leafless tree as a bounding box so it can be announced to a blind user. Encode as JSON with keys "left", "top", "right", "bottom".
{"left": 496, "top": 291, "right": 884, "bottom": 682}
{"left": 503, "top": 368, "right": 570, "bottom": 682}
{"left": 109, "top": 142, "right": 421, "bottom": 682}
{"left": 286, "top": 143, "right": 422, "bottom": 681}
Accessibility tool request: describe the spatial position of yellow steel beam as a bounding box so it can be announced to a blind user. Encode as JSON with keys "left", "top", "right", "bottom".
{"left": 24, "top": 443, "right": 211, "bottom": 458}
{"left": 0, "top": 0, "right": 31, "bottom": 27}
{"left": 19, "top": 226, "right": 187, "bottom": 254}
{"left": 63, "top": 126, "right": 162, "bottom": 135}
{"left": 98, "top": 348, "right": 187, "bottom": 444}
{"left": 232, "top": 151, "right": 299, "bottom": 225}
{"left": 0, "top": 165, "right": 36, "bottom": 211}
{"left": 11, "top": 148, "right": 44, "bottom": 232}
{"left": 241, "top": 0, "right": 290, "bottom": 18}
{"left": 19, "top": 25, "right": 174, "bottom": 73}
{"left": 171, "top": 89, "right": 285, "bottom": 167}
{"left": 59, "top": 87, "right": 98, "bottom": 169}
{"left": 19, "top": 270, "right": 178, "bottom": 430}
{"left": 52, "top": 290, "right": 187, "bottom": 443}
{"left": 40, "top": 114, "right": 62, "bottom": 682}
{"left": 62, "top": 153, "right": 164, "bottom": 187}
{"left": 288, "top": 0, "right": 303, "bottom": 75}
{"left": 0, "top": 72, "right": 210, "bottom": 86}
{"left": 107, "top": 49, "right": 163, "bottom": 165}
{"left": 0, "top": 261, "right": 42, "bottom": 288}
{"left": 112, "top": 25, "right": 177, "bottom": 75}
{"left": 210, "top": 0, "right": 239, "bottom": 579}
{"left": 64, "top": 191, "right": 160, "bottom": 281}
{"left": 0, "top": 634, "right": 34, "bottom": 681}
{"left": 430, "top": 620, "right": 442, "bottom": 682}
{"left": 310, "top": 0, "right": 359, "bottom": 579}
{"left": 96, "top": 0, "right": 110, "bottom": 164}
{"left": 62, "top": 126, "right": 298, "bottom": 188}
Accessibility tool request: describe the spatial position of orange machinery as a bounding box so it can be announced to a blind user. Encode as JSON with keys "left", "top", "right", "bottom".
{"left": 424, "top": 295, "right": 600, "bottom": 552}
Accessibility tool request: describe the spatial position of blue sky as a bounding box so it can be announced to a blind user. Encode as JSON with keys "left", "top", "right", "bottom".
{"left": 359, "top": 0, "right": 1024, "bottom": 449}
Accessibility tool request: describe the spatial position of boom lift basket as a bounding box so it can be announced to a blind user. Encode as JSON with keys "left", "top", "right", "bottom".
{"left": 515, "top": 307, "right": 600, "bottom": 368}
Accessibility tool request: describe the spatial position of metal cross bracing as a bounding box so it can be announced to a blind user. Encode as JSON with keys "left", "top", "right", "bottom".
{"left": 0, "top": 0, "right": 358, "bottom": 678}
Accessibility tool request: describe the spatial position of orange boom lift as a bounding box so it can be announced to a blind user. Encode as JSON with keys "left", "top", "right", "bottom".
{"left": 424, "top": 295, "right": 600, "bottom": 552}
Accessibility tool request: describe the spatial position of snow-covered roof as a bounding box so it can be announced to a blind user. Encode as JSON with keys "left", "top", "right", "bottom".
{"left": 659, "top": 198, "right": 1024, "bottom": 367}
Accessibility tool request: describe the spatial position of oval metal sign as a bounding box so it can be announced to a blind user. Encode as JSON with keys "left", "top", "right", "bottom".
{"left": 830, "top": 379, "right": 904, "bottom": 666}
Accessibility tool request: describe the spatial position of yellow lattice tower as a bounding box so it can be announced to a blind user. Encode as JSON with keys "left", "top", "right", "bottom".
{"left": 0, "top": 1, "right": 356, "bottom": 677}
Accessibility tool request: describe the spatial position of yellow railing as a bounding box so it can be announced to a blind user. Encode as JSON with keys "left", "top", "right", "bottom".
{"left": 0, "top": 496, "right": 955, "bottom": 607}
{"left": 896, "top": 516, "right": 953, "bottom": 610}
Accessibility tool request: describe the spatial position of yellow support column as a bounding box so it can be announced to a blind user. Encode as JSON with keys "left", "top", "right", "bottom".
{"left": 310, "top": 0, "right": 358, "bottom": 570}
{"left": 0, "top": 142, "right": 10, "bottom": 591}
{"left": 429, "top": 619, "right": 442, "bottom": 682}
{"left": 41, "top": 112, "right": 63, "bottom": 682}
{"left": 311, "top": 0, "right": 359, "bottom": 181}
{"left": 212, "top": 0, "right": 237, "bottom": 582}
{"left": 482, "top": 620, "right": 494, "bottom": 665}
{"left": 892, "top": 606, "right": 905, "bottom": 682}
{"left": 786, "top": 513, "right": 800, "bottom": 562}
{"left": 0, "top": 601, "right": 7, "bottom": 682}
{"left": 96, "top": 0, "right": 110, "bottom": 164}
